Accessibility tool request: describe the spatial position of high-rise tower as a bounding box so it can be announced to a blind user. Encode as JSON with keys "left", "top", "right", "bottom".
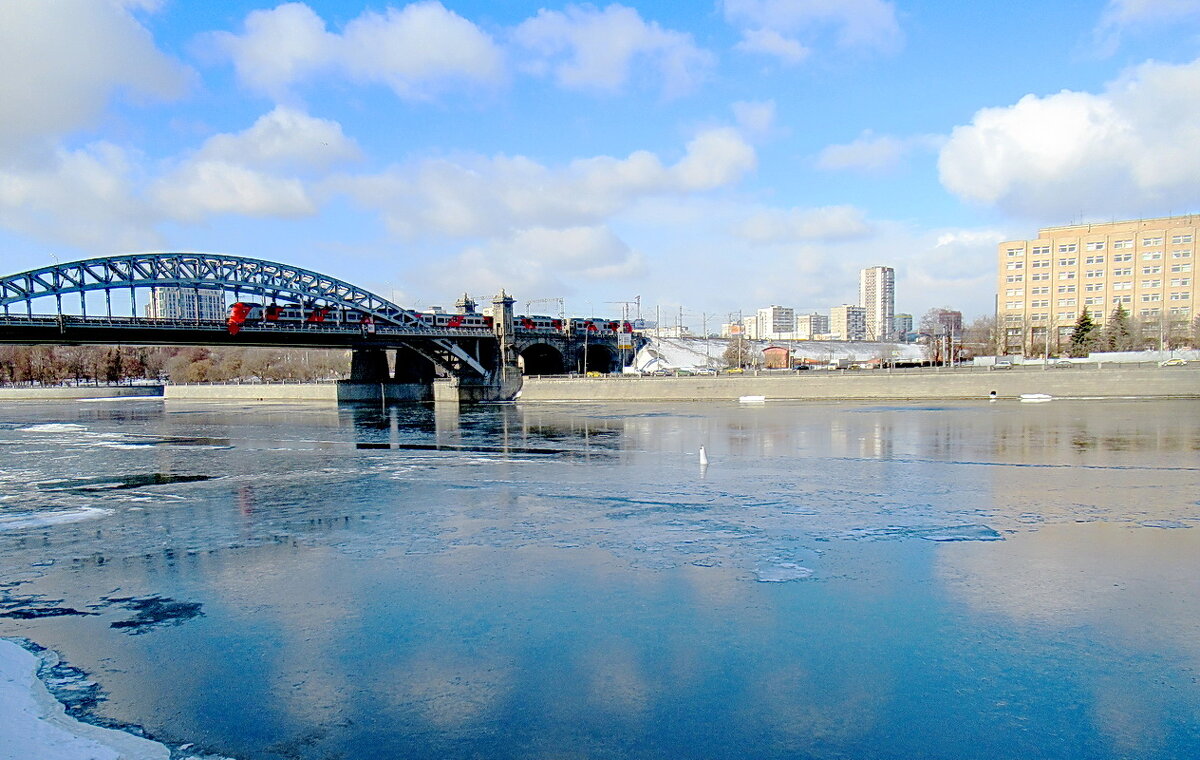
{"left": 859, "top": 266, "right": 895, "bottom": 341}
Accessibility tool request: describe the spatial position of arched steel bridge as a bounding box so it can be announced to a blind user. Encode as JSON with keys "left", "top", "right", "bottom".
{"left": 0, "top": 252, "right": 501, "bottom": 379}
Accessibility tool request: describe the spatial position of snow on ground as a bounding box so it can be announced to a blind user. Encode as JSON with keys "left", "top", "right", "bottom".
{"left": 0, "top": 639, "right": 169, "bottom": 760}
{"left": 633, "top": 337, "right": 924, "bottom": 372}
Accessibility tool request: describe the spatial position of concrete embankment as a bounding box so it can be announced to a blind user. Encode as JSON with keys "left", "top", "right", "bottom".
{"left": 0, "top": 385, "right": 162, "bottom": 400}
{"left": 164, "top": 383, "right": 340, "bottom": 402}
{"left": 518, "top": 366, "right": 1199, "bottom": 402}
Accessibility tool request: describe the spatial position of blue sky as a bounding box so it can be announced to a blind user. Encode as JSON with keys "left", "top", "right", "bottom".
{"left": 2, "top": 1, "right": 1200, "bottom": 325}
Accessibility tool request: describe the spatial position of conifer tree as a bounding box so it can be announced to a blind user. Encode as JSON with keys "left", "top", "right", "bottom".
{"left": 1104, "top": 303, "right": 1133, "bottom": 351}
{"left": 1068, "top": 307, "right": 1097, "bottom": 357}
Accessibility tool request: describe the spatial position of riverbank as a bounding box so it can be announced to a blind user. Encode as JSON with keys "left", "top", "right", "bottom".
{"left": 0, "top": 385, "right": 162, "bottom": 400}
{"left": 517, "top": 365, "right": 1199, "bottom": 402}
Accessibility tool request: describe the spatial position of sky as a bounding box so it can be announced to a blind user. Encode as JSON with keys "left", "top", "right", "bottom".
{"left": 2, "top": 0, "right": 1200, "bottom": 327}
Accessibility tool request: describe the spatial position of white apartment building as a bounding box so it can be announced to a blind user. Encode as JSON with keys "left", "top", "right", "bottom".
{"left": 795, "top": 313, "right": 830, "bottom": 340}
{"left": 755, "top": 305, "right": 795, "bottom": 340}
{"left": 829, "top": 305, "right": 867, "bottom": 341}
{"left": 145, "top": 287, "right": 227, "bottom": 321}
{"left": 859, "top": 266, "right": 895, "bottom": 341}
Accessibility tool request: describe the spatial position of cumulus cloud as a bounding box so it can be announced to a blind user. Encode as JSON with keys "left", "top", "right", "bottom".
{"left": 1095, "top": 0, "right": 1200, "bottom": 50}
{"left": 210, "top": 1, "right": 504, "bottom": 100}
{"left": 938, "top": 56, "right": 1200, "bottom": 218}
{"left": 817, "top": 130, "right": 942, "bottom": 172}
{"left": 732, "top": 100, "right": 778, "bottom": 138}
{"left": 429, "top": 225, "right": 646, "bottom": 297}
{"left": 513, "top": 4, "right": 713, "bottom": 96}
{"left": 150, "top": 107, "right": 357, "bottom": 221}
{"left": 195, "top": 106, "right": 361, "bottom": 170}
{"left": 332, "top": 126, "right": 757, "bottom": 238}
{"left": 734, "top": 204, "right": 873, "bottom": 244}
{"left": 0, "top": 143, "right": 160, "bottom": 251}
{"left": 0, "top": 0, "right": 187, "bottom": 156}
{"left": 723, "top": 0, "right": 903, "bottom": 64}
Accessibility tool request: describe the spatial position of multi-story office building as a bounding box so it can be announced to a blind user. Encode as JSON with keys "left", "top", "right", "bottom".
{"left": 859, "top": 266, "right": 895, "bottom": 341}
{"left": 893, "top": 313, "right": 914, "bottom": 341}
{"left": 795, "top": 313, "right": 830, "bottom": 340}
{"left": 829, "top": 305, "right": 867, "bottom": 341}
{"left": 145, "top": 287, "right": 227, "bottom": 321}
{"left": 997, "top": 215, "right": 1197, "bottom": 354}
{"left": 755, "top": 305, "right": 795, "bottom": 340}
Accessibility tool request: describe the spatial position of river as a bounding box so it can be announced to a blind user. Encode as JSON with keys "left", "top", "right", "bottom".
{"left": 1, "top": 398, "right": 1198, "bottom": 759}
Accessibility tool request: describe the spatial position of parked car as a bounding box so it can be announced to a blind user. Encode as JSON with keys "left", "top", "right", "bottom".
{"left": 993, "top": 360, "right": 1014, "bottom": 370}
{"left": 585, "top": 371, "right": 603, "bottom": 377}
{"left": 725, "top": 367, "right": 745, "bottom": 374}
{"left": 1050, "top": 359, "right": 1074, "bottom": 368}
{"left": 695, "top": 368, "right": 718, "bottom": 376}
{"left": 1159, "top": 358, "right": 1188, "bottom": 366}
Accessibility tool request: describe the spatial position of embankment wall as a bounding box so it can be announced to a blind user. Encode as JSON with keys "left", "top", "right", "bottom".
{"left": 0, "top": 386, "right": 163, "bottom": 400}
{"left": 518, "top": 367, "right": 1198, "bottom": 402}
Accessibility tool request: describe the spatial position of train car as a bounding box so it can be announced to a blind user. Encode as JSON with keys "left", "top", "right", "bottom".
{"left": 415, "top": 312, "right": 493, "bottom": 329}
{"left": 515, "top": 315, "right": 563, "bottom": 333}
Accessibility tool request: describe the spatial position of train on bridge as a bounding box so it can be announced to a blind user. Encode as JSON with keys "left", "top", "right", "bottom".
{"left": 226, "top": 302, "right": 638, "bottom": 337}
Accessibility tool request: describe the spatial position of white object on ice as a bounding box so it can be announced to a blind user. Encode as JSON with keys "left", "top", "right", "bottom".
{"left": 699, "top": 445, "right": 708, "bottom": 466}
{"left": 0, "top": 639, "right": 171, "bottom": 760}
{"left": 738, "top": 395, "right": 766, "bottom": 403}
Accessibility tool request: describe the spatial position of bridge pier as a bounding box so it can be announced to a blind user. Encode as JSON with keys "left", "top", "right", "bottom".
{"left": 337, "top": 347, "right": 433, "bottom": 403}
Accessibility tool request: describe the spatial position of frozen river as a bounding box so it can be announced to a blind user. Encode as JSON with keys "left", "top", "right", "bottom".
{"left": 1, "top": 397, "right": 1198, "bottom": 759}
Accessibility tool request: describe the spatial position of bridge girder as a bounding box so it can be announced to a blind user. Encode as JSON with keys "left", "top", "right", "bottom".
{"left": 0, "top": 253, "right": 495, "bottom": 379}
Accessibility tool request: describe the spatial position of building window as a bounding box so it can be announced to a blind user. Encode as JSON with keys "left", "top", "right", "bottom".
{"left": 1085, "top": 255, "right": 1105, "bottom": 264}
{"left": 1059, "top": 312, "right": 1076, "bottom": 321}
{"left": 1112, "top": 295, "right": 1132, "bottom": 303}
{"left": 1085, "top": 241, "right": 1105, "bottom": 251}
{"left": 1030, "top": 299, "right": 1049, "bottom": 308}
{"left": 1142, "top": 266, "right": 1162, "bottom": 274}
{"left": 1139, "top": 308, "right": 1161, "bottom": 317}
{"left": 1170, "top": 263, "right": 1192, "bottom": 273}
{"left": 1058, "top": 257, "right": 1077, "bottom": 266}
{"left": 1031, "top": 260, "right": 1050, "bottom": 268}
{"left": 1005, "top": 288, "right": 1024, "bottom": 296}
{"left": 1113, "top": 281, "right": 1132, "bottom": 290}
{"left": 1171, "top": 234, "right": 1193, "bottom": 244}
{"left": 1031, "top": 286, "right": 1050, "bottom": 295}
{"left": 1143, "top": 236, "right": 1163, "bottom": 246}
{"left": 1172, "top": 250, "right": 1192, "bottom": 258}
{"left": 1085, "top": 296, "right": 1104, "bottom": 305}
{"left": 1005, "top": 301, "right": 1024, "bottom": 309}
{"left": 1170, "top": 307, "right": 1191, "bottom": 316}
{"left": 1112, "top": 239, "right": 1133, "bottom": 249}
{"left": 1006, "top": 262, "right": 1024, "bottom": 270}
{"left": 1142, "top": 251, "right": 1162, "bottom": 260}
{"left": 1086, "top": 269, "right": 1104, "bottom": 278}
{"left": 1141, "top": 279, "right": 1162, "bottom": 288}
{"left": 1058, "top": 243, "right": 1077, "bottom": 253}
{"left": 1006, "top": 274, "right": 1024, "bottom": 282}
{"left": 1170, "top": 278, "right": 1191, "bottom": 287}
{"left": 1084, "top": 283, "right": 1104, "bottom": 292}
{"left": 1057, "top": 298, "right": 1076, "bottom": 307}
{"left": 1112, "top": 252, "right": 1133, "bottom": 262}
{"left": 1006, "top": 248, "right": 1024, "bottom": 257}
{"left": 1032, "top": 272, "right": 1050, "bottom": 281}
{"left": 1112, "top": 267, "right": 1132, "bottom": 276}
{"left": 1031, "top": 245, "right": 1050, "bottom": 255}
{"left": 1057, "top": 271, "right": 1076, "bottom": 280}
{"left": 1170, "top": 292, "right": 1191, "bottom": 301}
{"left": 1030, "top": 313, "right": 1047, "bottom": 322}
{"left": 1141, "top": 293, "right": 1162, "bottom": 302}
{"left": 1057, "top": 285, "right": 1076, "bottom": 293}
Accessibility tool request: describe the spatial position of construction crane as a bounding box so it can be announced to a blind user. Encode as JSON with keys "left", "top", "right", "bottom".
{"left": 524, "top": 297, "right": 564, "bottom": 319}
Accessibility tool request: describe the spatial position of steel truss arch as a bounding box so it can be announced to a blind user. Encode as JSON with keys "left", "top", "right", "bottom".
{"left": 0, "top": 252, "right": 427, "bottom": 327}
{"left": 0, "top": 252, "right": 493, "bottom": 378}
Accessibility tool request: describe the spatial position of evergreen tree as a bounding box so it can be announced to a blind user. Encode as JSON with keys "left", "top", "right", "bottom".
{"left": 1104, "top": 303, "right": 1133, "bottom": 351}
{"left": 1067, "top": 307, "right": 1097, "bottom": 357}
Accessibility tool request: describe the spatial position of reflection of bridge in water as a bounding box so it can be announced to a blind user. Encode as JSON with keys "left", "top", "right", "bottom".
{"left": 0, "top": 253, "right": 645, "bottom": 402}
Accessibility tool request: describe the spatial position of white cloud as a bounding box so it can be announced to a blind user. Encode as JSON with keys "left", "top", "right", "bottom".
{"left": 938, "top": 56, "right": 1200, "bottom": 218}
{"left": 732, "top": 100, "right": 778, "bottom": 138}
{"left": 817, "top": 130, "right": 942, "bottom": 172}
{"left": 0, "top": 143, "right": 159, "bottom": 251}
{"left": 211, "top": 1, "right": 503, "bottom": 100}
{"left": 196, "top": 106, "right": 361, "bottom": 170}
{"left": 333, "top": 127, "right": 757, "bottom": 238}
{"left": 1093, "top": 1, "right": 1200, "bottom": 55}
{"left": 734, "top": 205, "right": 873, "bottom": 244}
{"left": 723, "top": 0, "right": 903, "bottom": 64}
{"left": 734, "top": 28, "right": 809, "bottom": 64}
{"left": 150, "top": 107, "right": 355, "bottom": 221}
{"left": 0, "top": 0, "right": 187, "bottom": 156}
{"left": 513, "top": 4, "right": 713, "bottom": 96}
{"left": 428, "top": 225, "right": 646, "bottom": 297}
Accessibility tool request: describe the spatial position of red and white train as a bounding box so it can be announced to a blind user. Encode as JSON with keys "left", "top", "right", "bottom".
{"left": 227, "top": 302, "right": 635, "bottom": 337}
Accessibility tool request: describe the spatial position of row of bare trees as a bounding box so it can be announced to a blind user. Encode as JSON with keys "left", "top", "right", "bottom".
{"left": 0, "top": 346, "right": 351, "bottom": 386}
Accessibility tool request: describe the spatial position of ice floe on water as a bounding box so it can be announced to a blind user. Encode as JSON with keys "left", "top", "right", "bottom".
{"left": 0, "top": 508, "right": 113, "bottom": 532}
{"left": 754, "top": 562, "right": 814, "bottom": 582}
{"left": 19, "top": 423, "right": 88, "bottom": 434}
{"left": 916, "top": 524, "right": 1005, "bottom": 542}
